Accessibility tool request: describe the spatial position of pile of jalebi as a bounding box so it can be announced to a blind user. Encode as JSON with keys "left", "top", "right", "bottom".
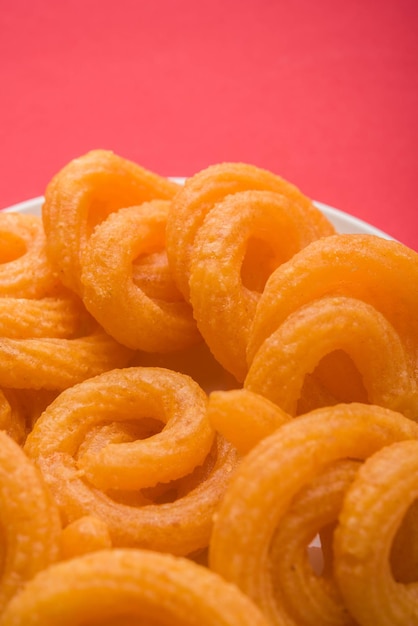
{"left": 0, "top": 148, "right": 418, "bottom": 625}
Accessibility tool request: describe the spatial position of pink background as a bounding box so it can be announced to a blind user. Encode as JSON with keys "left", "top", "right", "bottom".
{"left": 1, "top": 0, "right": 417, "bottom": 250}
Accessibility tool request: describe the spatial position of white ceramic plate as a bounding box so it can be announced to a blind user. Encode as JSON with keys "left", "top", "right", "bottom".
{"left": 3, "top": 194, "right": 393, "bottom": 240}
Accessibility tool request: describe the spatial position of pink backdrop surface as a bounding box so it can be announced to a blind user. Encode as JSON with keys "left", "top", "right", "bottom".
{"left": 1, "top": 0, "right": 417, "bottom": 249}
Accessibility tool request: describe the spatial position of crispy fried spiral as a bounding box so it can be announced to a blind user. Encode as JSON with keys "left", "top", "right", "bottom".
{"left": 24, "top": 367, "right": 238, "bottom": 556}
{"left": 0, "top": 549, "right": 270, "bottom": 626}
{"left": 209, "top": 403, "right": 418, "bottom": 625}
{"left": 42, "top": 149, "right": 180, "bottom": 295}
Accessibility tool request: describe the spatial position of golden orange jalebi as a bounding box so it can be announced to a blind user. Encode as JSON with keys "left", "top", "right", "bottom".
{"left": 166, "top": 164, "right": 335, "bottom": 381}
{"left": 0, "top": 326, "right": 132, "bottom": 390}
{"left": 207, "top": 388, "right": 290, "bottom": 454}
{"left": 60, "top": 515, "right": 112, "bottom": 560}
{"left": 247, "top": 233, "right": 418, "bottom": 365}
{"left": 0, "top": 216, "right": 134, "bottom": 390}
{"left": 0, "top": 292, "right": 86, "bottom": 339}
{"left": 188, "top": 189, "right": 335, "bottom": 380}
{"left": 166, "top": 161, "right": 335, "bottom": 301}
{"left": 334, "top": 439, "right": 418, "bottom": 626}
{"left": 0, "top": 431, "right": 61, "bottom": 613}
{"left": 80, "top": 200, "right": 199, "bottom": 352}
{"left": 209, "top": 403, "right": 418, "bottom": 625}
{"left": 42, "top": 149, "right": 180, "bottom": 295}
{"left": 268, "top": 458, "right": 361, "bottom": 626}
{"left": 1, "top": 150, "right": 418, "bottom": 625}
{"left": 0, "top": 549, "right": 270, "bottom": 626}
{"left": 245, "top": 295, "right": 418, "bottom": 418}
{"left": 0, "top": 212, "right": 59, "bottom": 298}
{"left": 24, "top": 366, "right": 238, "bottom": 555}
{"left": 246, "top": 233, "right": 418, "bottom": 417}
{"left": 26, "top": 367, "right": 213, "bottom": 490}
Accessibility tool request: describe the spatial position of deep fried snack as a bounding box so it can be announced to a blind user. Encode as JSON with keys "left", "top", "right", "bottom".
{"left": 0, "top": 293, "right": 87, "bottom": 338}
{"left": 247, "top": 234, "right": 418, "bottom": 370}
{"left": 81, "top": 201, "right": 200, "bottom": 352}
{"left": 269, "top": 459, "right": 360, "bottom": 626}
{"left": 334, "top": 439, "right": 418, "bottom": 626}
{"left": 28, "top": 433, "right": 238, "bottom": 556}
{"left": 60, "top": 515, "right": 112, "bottom": 560}
{"left": 245, "top": 296, "right": 418, "bottom": 419}
{"left": 24, "top": 367, "right": 238, "bottom": 555}
{"left": 0, "top": 213, "right": 59, "bottom": 298}
{"left": 207, "top": 388, "right": 291, "bottom": 454}
{"left": 0, "top": 259, "right": 131, "bottom": 392}
{"left": 188, "top": 190, "right": 334, "bottom": 380}
{"left": 166, "top": 162, "right": 335, "bottom": 301}
{"left": 208, "top": 403, "right": 418, "bottom": 625}
{"left": 25, "top": 367, "right": 213, "bottom": 491}
{"left": 132, "top": 249, "right": 184, "bottom": 302}
{"left": 42, "top": 149, "right": 180, "bottom": 295}
{"left": 0, "top": 327, "right": 132, "bottom": 390}
{"left": 0, "top": 431, "right": 61, "bottom": 613}
{"left": 0, "top": 549, "right": 270, "bottom": 626}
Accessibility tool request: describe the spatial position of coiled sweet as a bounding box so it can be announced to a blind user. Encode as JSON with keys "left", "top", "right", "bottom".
{"left": 245, "top": 295, "right": 418, "bottom": 418}
{"left": 3, "top": 151, "right": 418, "bottom": 625}
{"left": 246, "top": 234, "right": 418, "bottom": 417}
{"left": 0, "top": 212, "right": 59, "bottom": 298}
{"left": 0, "top": 326, "right": 132, "bottom": 390}
{"left": 24, "top": 366, "right": 238, "bottom": 556}
{"left": 334, "top": 439, "right": 418, "bottom": 626}
{"left": 0, "top": 549, "right": 270, "bottom": 626}
{"left": 167, "top": 164, "right": 335, "bottom": 380}
{"left": 0, "top": 431, "right": 61, "bottom": 612}
{"left": 81, "top": 200, "right": 199, "bottom": 352}
{"left": 207, "top": 388, "right": 291, "bottom": 454}
{"left": 42, "top": 149, "right": 180, "bottom": 295}
{"left": 209, "top": 403, "right": 418, "bottom": 625}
